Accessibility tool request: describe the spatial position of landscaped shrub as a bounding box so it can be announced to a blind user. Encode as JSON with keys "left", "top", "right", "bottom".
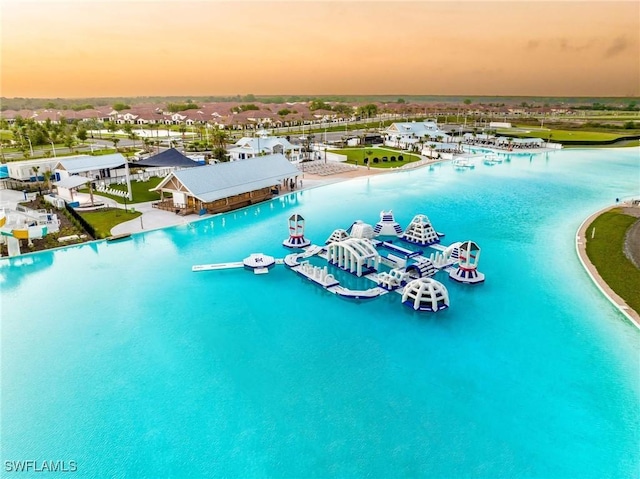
{"left": 64, "top": 203, "right": 96, "bottom": 239}
{"left": 390, "top": 156, "right": 396, "bottom": 161}
{"left": 382, "top": 156, "right": 388, "bottom": 162}
{"left": 373, "top": 157, "right": 379, "bottom": 163}
{"left": 398, "top": 155, "right": 404, "bottom": 161}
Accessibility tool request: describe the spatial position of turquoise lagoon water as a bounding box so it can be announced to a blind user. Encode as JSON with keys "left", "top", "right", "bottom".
{"left": 1, "top": 148, "right": 639, "bottom": 478}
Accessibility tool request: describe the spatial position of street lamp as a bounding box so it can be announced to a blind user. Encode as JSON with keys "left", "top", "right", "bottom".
{"left": 50, "top": 140, "right": 57, "bottom": 157}
{"left": 25, "top": 135, "right": 34, "bottom": 156}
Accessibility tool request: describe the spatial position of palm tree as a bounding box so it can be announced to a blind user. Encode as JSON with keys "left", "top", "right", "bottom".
{"left": 31, "top": 165, "right": 40, "bottom": 183}
{"left": 211, "top": 128, "right": 229, "bottom": 162}
{"left": 178, "top": 125, "right": 187, "bottom": 152}
{"left": 111, "top": 138, "right": 120, "bottom": 152}
{"left": 42, "top": 168, "right": 52, "bottom": 193}
{"left": 128, "top": 130, "right": 138, "bottom": 150}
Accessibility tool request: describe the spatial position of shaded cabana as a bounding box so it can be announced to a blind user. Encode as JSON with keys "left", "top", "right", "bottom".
{"left": 135, "top": 148, "right": 202, "bottom": 169}
{"left": 54, "top": 153, "right": 132, "bottom": 200}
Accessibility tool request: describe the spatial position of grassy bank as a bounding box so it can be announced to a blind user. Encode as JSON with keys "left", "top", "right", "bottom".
{"left": 79, "top": 208, "right": 141, "bottom": 238}
{"left": 497, "top": 127, "right": 624, "bottom": 142}
{"left": 564, "top": 139, "right": 640, "bottom": 149}
{"left": 585, "top": 209, "right": 640, "bottom": 313}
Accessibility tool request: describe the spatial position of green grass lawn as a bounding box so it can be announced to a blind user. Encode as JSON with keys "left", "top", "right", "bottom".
{"left": 80, "top": 176, "right": 163, "bottom": 204}
{"left": 78, "top": 208, "right": 141, "bottom": 238}
{"left": 585, "top": 209, "right": 640, "bottom": 314}
{"left": 1, "top": 130, "right": 14, "bottom": 141}
{"left": 497, "top": 127, "right": 624, "bottom": 142}
{"left": 565, "top": 139, "right": 640, "bottom": 149}
{"left": 327, "top": 146, "right": 422, "bottom": 168}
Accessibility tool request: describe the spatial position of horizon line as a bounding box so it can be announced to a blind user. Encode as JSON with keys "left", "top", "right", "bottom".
{"left": 3, "top": 94, "right": 639, "bottom": 101}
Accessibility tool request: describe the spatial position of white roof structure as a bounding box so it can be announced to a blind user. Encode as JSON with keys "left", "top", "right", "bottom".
{"left": 463, "top": 133, "right": 494, "bottom": 140}
{"left": 385, "top": 121, "right": 450, "bottom": 140}
{"left": 512, "top": 137, "right": 544, "bottom": 144}
{"left": 55, "top": 153, "right": 128, "bottom": 173}
{"left": 230, "top": 136, "right": 299, "bottom": 154}
{"left": 54, "top": 176, "right": 90, "bottom": 189}
{"left": 153, "top": 153, "right": 300, "bottom": 203}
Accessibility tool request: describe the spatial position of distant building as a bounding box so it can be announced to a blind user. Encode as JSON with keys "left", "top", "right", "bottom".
{"left": 228, "top": 136, "right": 302, "bottom": 162}
{"left": 383, "top": 121, "right": 452, "bottom": 149}
{"left": 489, "top": 122, "right": 511, "bottom": 129}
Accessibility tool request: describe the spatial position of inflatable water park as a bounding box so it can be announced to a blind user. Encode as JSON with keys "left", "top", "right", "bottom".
{"left": 193, "top": 211, "right": 485, "bottom": 313}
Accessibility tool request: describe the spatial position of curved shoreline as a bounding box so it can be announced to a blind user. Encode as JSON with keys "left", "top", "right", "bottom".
{"left": 575, "top": 206, "right": 640, "bottom": 329}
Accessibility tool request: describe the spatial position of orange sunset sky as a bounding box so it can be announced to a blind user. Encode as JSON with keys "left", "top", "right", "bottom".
{"left": 1, "top": 0, "right": 639, "bottom": 98}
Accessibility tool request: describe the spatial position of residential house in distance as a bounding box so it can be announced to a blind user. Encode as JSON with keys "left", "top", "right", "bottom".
{"left": 228, "top": 135, "right": 303, "bottom": 163}
{"left": 383, "top": 121, "right": 452, "bottom": 149}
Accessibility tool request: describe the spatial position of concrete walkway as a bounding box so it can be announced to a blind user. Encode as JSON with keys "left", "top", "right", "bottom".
{"left": 109, "top": 199, "right": 207, "bottom": 235}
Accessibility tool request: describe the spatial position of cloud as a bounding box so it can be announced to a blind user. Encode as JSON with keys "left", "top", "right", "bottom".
{"left": 556, "top": 37, "right": 596, "bottom": 53}
{"left": 604, "top": 36, "right": 629, "bottom": 58}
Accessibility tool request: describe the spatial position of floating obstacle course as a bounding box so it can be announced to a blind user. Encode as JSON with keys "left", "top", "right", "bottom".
{"left": 192, "top": 210, "right": 485, "bottom": 312}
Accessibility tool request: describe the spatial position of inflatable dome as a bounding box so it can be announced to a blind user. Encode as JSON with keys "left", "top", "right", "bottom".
{"left": 401, "top": 277, "right": 450, "bottom": 312}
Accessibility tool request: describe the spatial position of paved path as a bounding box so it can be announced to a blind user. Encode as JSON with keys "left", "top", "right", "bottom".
{"left": 109, "top": 199, "right": 209, "bottom": 235}
{"left": 575, "top": 205, "right": 640, "bottom": 329}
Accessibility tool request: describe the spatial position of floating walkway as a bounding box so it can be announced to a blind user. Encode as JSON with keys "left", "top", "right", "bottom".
{"left": 192, "top": 261, "right": 244, "bottom": 272}
{"left": 193, "top": 253, "right": 282, "bottom": 274}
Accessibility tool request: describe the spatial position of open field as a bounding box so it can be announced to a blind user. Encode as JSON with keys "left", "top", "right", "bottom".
{"left": 327, "top": 146, "right": 422, "bottom": 168}
{"left": 564, "top": 139, "right": 640, "bottom": 149}
{"left": 497, "top": 127, "right": 624, "bottom": 142}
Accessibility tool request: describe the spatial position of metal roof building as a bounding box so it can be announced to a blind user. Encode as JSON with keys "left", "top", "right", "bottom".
{"left": 54, "top": 153, "right": 128, "bottom": 174}
{"left": 54, "top": 153, "right": 132, "bottom": 201}
{"left": 152, "top": 153, "right": 301, "bottom": 215}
